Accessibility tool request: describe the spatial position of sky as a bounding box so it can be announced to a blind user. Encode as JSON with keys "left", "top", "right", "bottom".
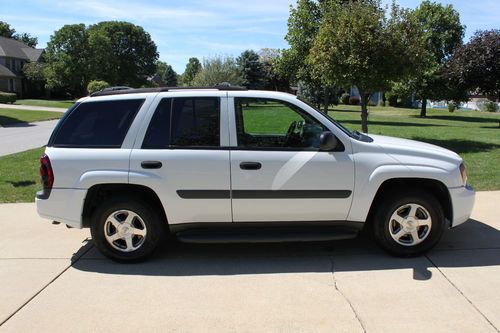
{"left": 1, "top": 0, "right": 499, "bottom": 73}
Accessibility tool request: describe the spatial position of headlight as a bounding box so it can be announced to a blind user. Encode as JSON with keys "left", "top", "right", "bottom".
{"left": 459, "top": 163, "right": 467, "bottom": 185}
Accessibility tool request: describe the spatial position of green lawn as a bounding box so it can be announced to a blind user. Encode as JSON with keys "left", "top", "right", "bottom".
{"left": 331, "top": 105, "right": 500, "bottom": 191}
{"left": 14, "top": 99, "right": 74, "bottom": 109}
{"left": 0, "top": 108, "right": 62, "bottom": 127}
{"left": 0, "top": 147, "right": 44, "bottom": 203}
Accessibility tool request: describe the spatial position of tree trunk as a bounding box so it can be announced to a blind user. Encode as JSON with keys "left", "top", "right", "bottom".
{"left": 359, "top": 91, "right": 369, "bottom": 133}
{"left": 323, "top": 88, "right": 329, "bottom": 114}
{"left": 420, "top": 97, "right": 427, "bottom": 118}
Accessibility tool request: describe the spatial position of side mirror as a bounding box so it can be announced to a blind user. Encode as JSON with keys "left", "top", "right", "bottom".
{"left": 319, "top": 131, "right": 338, "bottom": 151}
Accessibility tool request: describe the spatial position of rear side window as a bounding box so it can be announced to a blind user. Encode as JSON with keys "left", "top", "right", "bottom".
{"left": 142, "top": 97, "right": 220, "bottom": 148}
{"left": 51, "top": 99, "right": 144, "bottom": 148}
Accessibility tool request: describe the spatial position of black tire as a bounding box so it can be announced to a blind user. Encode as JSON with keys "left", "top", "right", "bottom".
{"left": 90, "top": 196, "right": 165, "bottom": 262}
{"left": 373, "top": 191, "right": 446, "bottom": 256}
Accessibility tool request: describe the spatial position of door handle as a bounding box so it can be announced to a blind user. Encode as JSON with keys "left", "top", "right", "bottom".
{"left": 141, "top": 161, "right": 162, "bottom": 169}
{"left": 240, "top": 162, "right": 262, "bottom": 170}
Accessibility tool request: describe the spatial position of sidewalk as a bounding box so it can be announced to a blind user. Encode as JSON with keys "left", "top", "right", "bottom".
{"left": 0, "top": 191, "right": 498, "bottom": 332}
{"left": 0, "top": 103, "right": 67, "bottom": 113}
{"left": 0, "top": 120, "right": 58, "bottom": 156}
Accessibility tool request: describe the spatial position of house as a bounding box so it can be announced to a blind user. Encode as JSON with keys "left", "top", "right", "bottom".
{"left": 0, "top": 36, "right": 43, "bottom": 97}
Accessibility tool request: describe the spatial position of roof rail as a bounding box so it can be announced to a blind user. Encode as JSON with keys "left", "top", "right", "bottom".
{"left": 90, "top": 84, "right": 247, "bottom": 97}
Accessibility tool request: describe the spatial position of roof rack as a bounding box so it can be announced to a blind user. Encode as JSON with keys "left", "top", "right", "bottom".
{"left": 90, "top": 84, "right": 248, "bottom": 97}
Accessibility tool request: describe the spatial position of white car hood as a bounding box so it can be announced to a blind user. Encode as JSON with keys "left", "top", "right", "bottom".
{"left": 368, "top": 134, "right": 462, "bottom": 164}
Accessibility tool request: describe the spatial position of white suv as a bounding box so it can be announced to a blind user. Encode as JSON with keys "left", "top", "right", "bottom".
{"left": 36, "top": 86, "right": 475, "bottom": 261}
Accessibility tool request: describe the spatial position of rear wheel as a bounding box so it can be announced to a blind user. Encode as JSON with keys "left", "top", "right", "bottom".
{"left": 90, "top": 197, "right": 164, "bottom": 262}
{"left": 373, "top": 191, "right": 445, "bottom": 256}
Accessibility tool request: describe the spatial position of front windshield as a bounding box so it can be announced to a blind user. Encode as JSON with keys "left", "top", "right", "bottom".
{"left": 296, "top": 97, "right": 354, "bottom": 137}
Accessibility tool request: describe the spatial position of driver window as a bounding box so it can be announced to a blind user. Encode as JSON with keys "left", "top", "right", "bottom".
{"left": 235, "top": 98, "right": 326, "bottom": 149}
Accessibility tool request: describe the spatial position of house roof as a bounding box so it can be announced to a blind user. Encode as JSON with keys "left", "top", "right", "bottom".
{"left": 0, "top": 64, "right": 16, "bottom": 78}
{"left": 0, "top": 36, "right": 44, "bottom": 61}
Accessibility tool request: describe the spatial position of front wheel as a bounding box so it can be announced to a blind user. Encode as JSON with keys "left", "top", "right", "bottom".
{"left": 90, "top": 197, "right": 164, "bottom": 262}
{"left": 373, "top": 191, "right": 446, "bottom": 256}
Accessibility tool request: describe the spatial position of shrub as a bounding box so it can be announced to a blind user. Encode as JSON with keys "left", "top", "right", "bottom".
{"left": 0, "top": 91, "right": 17, "bottom": 104}
{"left": 386, "top": 93, "right": 398, "bottom": 107}
{"left": 482, "top": 101, "right": 499, "bottom": 113}
{"left": 378, "top": 99, "right": 385, "bottom": 107}
{"left": 368, "top": 100, "right": 377, "bottom": 107}
{"left": 87, "top": 80, "right": 109, "bottom": 94}
{"left": 349, "top": 96, "right": 360, "bottom": 105}
{"left": 448, "top": 101, "right": 457, "bottom": 112}
{"left": 340, "top": 93, "right": 350, "bottom": 105}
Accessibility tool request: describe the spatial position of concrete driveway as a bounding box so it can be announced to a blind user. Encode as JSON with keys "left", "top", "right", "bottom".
{"left": 0, "top": 192, "right": 499, "bottom": 332}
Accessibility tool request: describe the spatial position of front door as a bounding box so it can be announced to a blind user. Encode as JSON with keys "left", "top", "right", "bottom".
{"left": 229, "top": 97, "right": 354, "bottom": 222}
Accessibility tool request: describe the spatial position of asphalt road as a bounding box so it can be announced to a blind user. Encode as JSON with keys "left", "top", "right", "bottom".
{"left": 0, "top": 120, "right": 58, "bottom": 157}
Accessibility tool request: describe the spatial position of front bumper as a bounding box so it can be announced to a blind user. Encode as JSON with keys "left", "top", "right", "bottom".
{"left": 449, "top": 184, "right": 475, "bottom": 227}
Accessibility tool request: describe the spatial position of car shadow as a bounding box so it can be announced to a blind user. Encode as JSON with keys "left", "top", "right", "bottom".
{"left": 71, "top": 219, "right": 500, "bottom": 281}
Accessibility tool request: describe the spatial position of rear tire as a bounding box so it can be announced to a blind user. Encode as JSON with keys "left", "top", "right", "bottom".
{"left": 373, "top": 191, "right": 445, "bottom": 256}
{"left": 90, "top": 196, "right": 164, "bottom": 262}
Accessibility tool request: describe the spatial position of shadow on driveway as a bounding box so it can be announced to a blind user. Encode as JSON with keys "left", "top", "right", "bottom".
{"left": 72, "top": 219, "right": 500, "bottom": 280}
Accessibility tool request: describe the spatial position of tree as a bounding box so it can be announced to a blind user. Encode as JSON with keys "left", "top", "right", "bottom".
{"left": 191, "top": 56, "right": 243, "bottom": 87}
{"left": 87, "top": 21, "right": 158, "bottom": 87}
{"left": 308, "top": 0, "right": 426, "bottom": 132}
{"left": 156, "top": 61, "right": 178, "bottom": 86}
{"left": 44, "top": 22, "right": 158, "bottom": 96}
{"left": 398, "top": 1, "right": 465, "bottom": 117}
{"left": 181, "top": 57, "right": 202, "bottom": 86}
{"left": 0, "top": 21, "right": 37, "bottom": 47}
{"left": 258, "top": 48, "right": 290, "bottom": 92}
{"left": 237, "top": 50, "right": 265, "bottom": 89}
{"left": 44, "top": 24, "right": 89, "bottom": 96}
{"left": 0, "top": 21, "right": 16, "bottom": 38}
{"left": 445, "top": 30, "right": 500, "bottom": 101}
{"left": 280, "top": 0, "right": 335, "bottom": 113}
{"left": 16, "top": 32, "right": 37, "bottom": 47}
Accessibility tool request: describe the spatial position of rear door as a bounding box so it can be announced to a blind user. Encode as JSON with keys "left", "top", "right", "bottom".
{"left": 129, "top": 92, "right": 232, "bottom": 224}
{"left": 228, "top": 94, "right": 355, "bottom": 222}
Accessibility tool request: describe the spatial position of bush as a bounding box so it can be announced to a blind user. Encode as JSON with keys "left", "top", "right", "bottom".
{"left": 349, "top": 96, "right": 360, "bottom": 105}
{"left": 87, "top": 80, "right": 109, "bottom": 94}
{"left": 340, "top": 93, "right": 350, "bottom": 105}
{"left": 448, "top": 101, "right": 457, "bottom": 112}
{"left": 482, "top": 101, "right": 499, "bottom": 113}
{"left": 0, "top": 92, "right": 17, "bottom": 104}
{"left": 368, "top": 100, "right": 377, "bottom": 107}
{"left": 386, "top": 93, "right": 398, "bottom": 107}
{"left": 378, "top": 99, "right": 385, "bottom": 107}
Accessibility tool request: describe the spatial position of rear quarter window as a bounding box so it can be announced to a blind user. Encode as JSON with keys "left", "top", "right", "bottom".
{"left": 50, "top": 99, "right": 144, "bottom": 148}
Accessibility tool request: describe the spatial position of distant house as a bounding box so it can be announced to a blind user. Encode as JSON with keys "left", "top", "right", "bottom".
{"left": 0, "top": 36, "right": 44, "bottom": 97}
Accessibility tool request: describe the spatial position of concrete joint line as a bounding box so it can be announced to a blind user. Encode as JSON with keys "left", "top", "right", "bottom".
{"left": 329, "top": 256, "right": 367, "bottom": 333}
{"left": 425, "top": 255, "right": 500, "bottom": 333}
{"left": 0, "top": 243, "right": 94, "bottom": 327}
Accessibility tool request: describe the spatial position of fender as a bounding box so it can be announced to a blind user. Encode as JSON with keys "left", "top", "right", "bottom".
{"left": 77, "top": 170, "right": 130, "bottom": 189}
{"left": 347, "top": 164, "right": 453, "bottom": 222}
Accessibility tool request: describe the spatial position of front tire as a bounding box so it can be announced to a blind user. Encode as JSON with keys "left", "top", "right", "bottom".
{"left": 90, "top": 197, "right": 164, "bottom": 262}
{"left": 373, "top": 191, "right": 446, "bottom": 256}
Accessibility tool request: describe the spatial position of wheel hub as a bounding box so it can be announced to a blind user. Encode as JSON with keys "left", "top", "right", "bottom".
{"left": 388, "top": 203, "right": 432, "bottom": 247}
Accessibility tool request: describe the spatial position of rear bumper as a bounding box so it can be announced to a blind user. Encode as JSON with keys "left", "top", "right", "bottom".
{"left": 449, "top": 185, "right": 475, "bottom": 227}
{"left": 36, "top": 188, "right": 87, "bottom": 229}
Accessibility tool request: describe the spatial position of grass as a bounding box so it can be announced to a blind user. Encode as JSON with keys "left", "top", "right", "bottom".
{"left": 14, "top": 99, "right": 74, "bottom": 109}
{"left": 0, "top": 108, "right": 62, "bottom": 127}
{"left": 332, "top": 105, "right": 500, "bottom": 191}
{"left": 0, "top": 147, "right": 44, "bottom": 203}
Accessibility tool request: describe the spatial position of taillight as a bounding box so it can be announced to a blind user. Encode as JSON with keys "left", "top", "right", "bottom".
{"left": 40, "top": 154, "right": 54, "bottom": 189}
